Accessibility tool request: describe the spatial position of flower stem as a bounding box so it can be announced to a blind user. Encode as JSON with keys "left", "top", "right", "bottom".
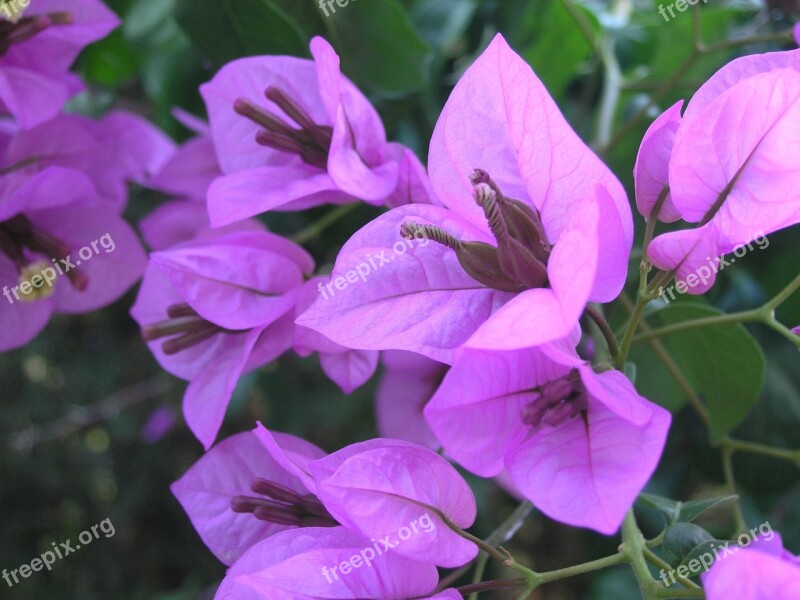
{"left": 466, "top": 501, "right": 533, "bottom": 600}
{"left": 534, "top": 551, "right": 627, "bottom": 585}
{"left": 631, "top": 274, "right": 800, "bottom": 348}
{"left": 722, "top": 437, "right": 800, "bottom": 468}
{"left": 439, "top": 506, "right": 633, "bottom": 597}
{"left": 615, "top": 294, "right": 648, "bottom": 370}
{"left": 585, "top": 304, "right": 620, "bottom": 362}
{"left": 643, "top": 547, "right": 700, "bottom": 590}
{"left": 621, "top": 510, "right": 660, "bottom": 600}
{"left": 618, "top": 293, "right": 711, "bottom": 424}
{"left": 455, "top": 578, "right": 526, "bottom": 595}
{"left": 720, "top": 445, "right": 748, "bottom": 533}
{"left": 290, "top": 203, "right": 359, "bottom": 245}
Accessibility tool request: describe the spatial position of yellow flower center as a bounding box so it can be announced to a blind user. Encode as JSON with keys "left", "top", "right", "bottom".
{"left": 18, "top": 261, "right": 56, "bottom": 303}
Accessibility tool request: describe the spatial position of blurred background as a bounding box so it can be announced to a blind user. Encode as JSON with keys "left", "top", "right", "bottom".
{"left": 1, "top": 0, "right": 799, "bottom": 598}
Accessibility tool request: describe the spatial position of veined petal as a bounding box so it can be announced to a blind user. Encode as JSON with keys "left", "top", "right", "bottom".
{"left": 296, "top": 204, "right": 513, "bottom": 363}
{"left": 634, "top": 100, "right": 683, "bottom": 223}
{"left": 506, "top": 377, "right": 670, "bottom": 535}
{"left": 428, "top": 34, "right": 631, "bottom": 293}
{"left": 669, "top": 69, "right": 800, "bottom": 242}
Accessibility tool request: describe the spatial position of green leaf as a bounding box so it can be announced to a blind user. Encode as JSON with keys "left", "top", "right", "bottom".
{"left": 77, "top": 29, "right": 140, "bottom": 89}
{"left": 325, "top": 0, "right": 431, "bottom": 96}
{"left": 638, "top": 493, "right": 737, "bottom": 527}
{"left": 519, "top": 0, "right": 596, "bottom": 101}
{"left": 175, "top": 0, "right": 308, "bottom": 65}
{"left": 676, "top": 495, "right": 739, "bottom": 523}
{"left": 410, "top": 0, "right": 478, "bottom": 54}
{"left": 638, "top": 493, "right": 681, "bottom": 523}
{"left": 628, "top": 303, "right": 765, "bottom": 442}
{"left": 676, "top": 539, "right": 727, "bottom": 577}
{"left": 662, "top": 522, "right": 715, "bottom": 566}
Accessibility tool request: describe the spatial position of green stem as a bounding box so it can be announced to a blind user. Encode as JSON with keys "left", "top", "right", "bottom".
{"left": 631, "top": 274, "right": 800, "bottom": 348}
{"left": 435, "top": 508, "right": 524, "bottom": 569}
{"left": 643, "top": 187, "right": 670, "bottom": 262}
{"left": 621, "top": 510, "right": 660, "bottom": 600}
{"left": 455, "top": 578, "right": 526, "bottom": 595}
{"left": 765, "top": 273, "right": 800, "bottom": 310}
{"left": 643, "top": 547, "right": 700, "bottom": 590}
{"left": 618, "top": 293, "right": 711, "bottom": 424}
{"left": 615, "top": 294, "right": 648, "bottom": 370}
{"left": 290, "top": 203, "right": 359, "bottom": 245}
{"left": 534, "top": 551, "right": 627, "bottom": 585}
{"left": 631, "top": 308, "right": 762, "bottom": 344}
{"left": 720, "top": 446, "right": 748, "bottom": 533}
{"left": 441, "top": 508, "right": 632, "bottom": 597}
{"left": 723, "top": 437, "right": 800, "bottom": 467}
{"left": 467, "top": 501, "right": 534, "bottom": 600}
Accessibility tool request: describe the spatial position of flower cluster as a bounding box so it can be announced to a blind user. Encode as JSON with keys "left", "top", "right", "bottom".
{"left": 172, "top": 424, "right": 476, "bottom": 598}
{"left": 4, "top": 3, "right": 799, "bottom": 597}
{"left": 635, "top": 49, "right": 800, "bottom": 293}
{"left": 163, "top": 34, "right": 798, "bottom": 600}
{"left": 0, "top": 0, "right": 172, "bottom": 351}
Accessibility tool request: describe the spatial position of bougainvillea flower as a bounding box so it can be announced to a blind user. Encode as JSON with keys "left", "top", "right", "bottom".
{"left": 646, "top": 50, "right": 800, "bottom": 291}
{"left": 375, "top": 351, "right": 445, "bottom": 448}
{"left": 294, "top": 277, "right": 379, "bottom": 393}
{"left": 130, "top": 229, "right": 313, "bottom": 448}
{"left": 424, "top": 343, "right": 671, "bottom": 534}
{"left": 702, "top": 533, "right": 800, "bottom": 599}
{"left": 148, "top": 113, "right": 221, "bottom": 201}
{"left": 171, "top": 429, "right": 329, "bottom": 566}
{"left": 633, "top": 100, "right": 682, "bottom": 222}
{"left": 0, "top": 167, "right": 146, "bottom": 351}
{"left": 214, "top": 526, "right": 448, "bottom": 600}
{"left": 309, "top": 439, "right": 478, "bottom": 567}
{"left": 5, "top": 110, "right": 174, "bottom": 210}
{"left": 297, "top": 34, "right": 631, "bottom": 360}
{"left": 201, "top": 36, "right": 435, "bottom": 224}
{"left": 0, "top": 0, "right": 120, "bottom": 128}
{"left": 139, "top": 200, "right": 211, "bottom": 251}
{"left": 140, "top": 120, "right": 262, "bottom": 251}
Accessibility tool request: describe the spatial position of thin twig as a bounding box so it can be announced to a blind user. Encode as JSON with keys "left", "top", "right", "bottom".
{"left": 8, "top": 376, "right": 172, "bottom": 452}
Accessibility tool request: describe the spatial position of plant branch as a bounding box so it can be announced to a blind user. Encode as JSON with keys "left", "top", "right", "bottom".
{"left": 8, "top": 376, "right": 172, "bottom": 452}
{"left": 631, "top": 275, "right": 800, "bottom": 348}
{"left": 290, "top": 203, "right": 359, "bottom": 245}
{"left": 722, "top": 437, "right": 800, "bottom": 467}
{"left": 720, "top": 446, "right": 748, "bottom": 533}
{"left": 585, "top": 304, "right": 620, "bottom": 361}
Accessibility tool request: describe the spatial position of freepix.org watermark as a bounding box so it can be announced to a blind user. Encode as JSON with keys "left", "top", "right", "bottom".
{"left": 2, "top": 518, "right": 115, "bottom": 588}
{"left": 318, "top": 0, "right": 357, "bottom": 18}
{"left": 658, "top": 521, "right": 774, "bottom": 586}
{"left": 321, "top": 513, "right": 436, "bottom": 584}
{"left": 0, "top": 0, "right": 30, "bottom": 22}
{"left": 658, "top": 0, "right": 709, "bottom": 22}
{"left": 317, "top": 230, "right": 429, "bottom": 301}
{"left": 657, "top": 231, "right": 768, "bottom": 304}
{"left": 2, "top": 233, "right": 116, "bottom": 305}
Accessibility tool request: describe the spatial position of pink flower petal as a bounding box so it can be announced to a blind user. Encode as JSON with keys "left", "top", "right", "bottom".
{"left": 634, "top": 101, "right": 683, "bottom": 223}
